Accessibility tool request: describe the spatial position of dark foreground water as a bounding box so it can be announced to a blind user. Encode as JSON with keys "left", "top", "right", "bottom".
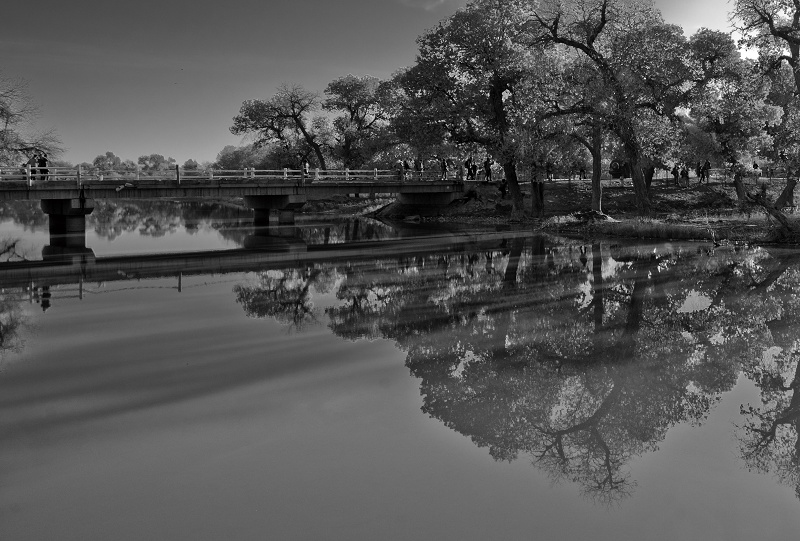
{"left": 2, "top": 201, "right": 800, "bottom": 540}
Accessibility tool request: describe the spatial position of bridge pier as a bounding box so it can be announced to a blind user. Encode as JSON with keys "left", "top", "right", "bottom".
{"left": 245, "top": 195, "right": 307, "bottom": 227}
{"left": 41, "top": 198, "right": 95, "bottom": 248}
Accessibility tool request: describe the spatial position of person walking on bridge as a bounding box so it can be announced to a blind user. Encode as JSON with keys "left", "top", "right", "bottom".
{"left": 483, "top": 156, "right": 493, "bottom": 183}
{"left": 26, "top": 152, "right": 39, "bottom": 179}
{"left": 38, "top": 152, "right": 49, "bottom": 181}
{"left": 414, "top": 157, "right": 423, "bottom": 180}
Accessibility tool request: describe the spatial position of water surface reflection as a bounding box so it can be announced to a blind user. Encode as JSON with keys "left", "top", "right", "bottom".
{"left": 225, "top": 236, "right": 800, "bottom": 505}
{"left": 3, "top": 225, "right": 800, "bottom": 539}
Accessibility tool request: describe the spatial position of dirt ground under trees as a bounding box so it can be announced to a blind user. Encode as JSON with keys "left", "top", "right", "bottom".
{"left": 301, "top": 172, "right": 800, "bottom": 244}
{"left": 347, "top": 173, "right": 798, "bottom": 244}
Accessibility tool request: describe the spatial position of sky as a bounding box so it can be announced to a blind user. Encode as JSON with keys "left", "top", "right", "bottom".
{"left": 4, "top": 0, "right": 734, "bottom": 166}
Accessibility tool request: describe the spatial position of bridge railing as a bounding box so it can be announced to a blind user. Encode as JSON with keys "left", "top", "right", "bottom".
{"left": 0, "top": 165, "right": 452, "bottom": 185}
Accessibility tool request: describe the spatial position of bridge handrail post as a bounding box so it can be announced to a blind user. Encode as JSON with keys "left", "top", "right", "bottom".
{"left": 25, "top": 164, "right": 31, "bottom": 186}
{"left": 176, "top": 164, "right": 181, "bottom": 185}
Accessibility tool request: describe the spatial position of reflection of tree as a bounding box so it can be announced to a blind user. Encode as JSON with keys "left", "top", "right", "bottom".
{"left": 234, "top": 267, "right": 337, "bottom": 330}
{"left": 89, "top": 201, "right": 250, "bottom": 241}
{"left": 227, "top": 233, "right": 800, "bottom": 501}
{"left": 0, "top": 287, "right": 28, "bottom": 360}
{"left": 326, "top": 238, "right": 766, "bottom": 503}
{"left": 737, "top": 259, "right": 800, "bottom": 499}
{"left": 739, "top": 350, "right": 800, "bottom": 499}
{"left": 0, "top": 236, "right": 31, "bottom": 262}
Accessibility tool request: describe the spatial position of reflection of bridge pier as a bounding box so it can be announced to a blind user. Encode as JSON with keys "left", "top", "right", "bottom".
{"left": 243, "top": 195, "right": 308, "bottom": 252}
{"left": 243, "top": 224, "right": 307, "bottom": 252}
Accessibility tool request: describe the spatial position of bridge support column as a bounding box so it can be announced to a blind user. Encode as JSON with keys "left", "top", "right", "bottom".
{"left": 252, "top": 209, "right": 298, "bottom": 227}
{"left": 42, "top": 198, "right": 95, "bottom": 248}
{"left": 245, "top": 194, "right": 307, "bottom": 227}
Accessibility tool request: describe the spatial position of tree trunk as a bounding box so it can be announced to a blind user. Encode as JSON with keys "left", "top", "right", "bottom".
{"left": 733, "top": 171, "right": 748, "bottom": 204}
{"left": 644, "top": 165, "right": 656, "bottom": 191}
{"left": 750, "top": 192, "right": 796, "bottom": 238}
{"left": 591, "top": 127, "right": 603, "bottom": 213}
{"left": 775, "top": 174, "right": 797, "bottom": 208}
{"left": 620, "top": 132, "right": 650, "bottom": 215}
{"left": 502, "top": 158, "right": 524, "bottom": 215}
{"left": 530, "top": 170, "right": 544, "bottom": 218}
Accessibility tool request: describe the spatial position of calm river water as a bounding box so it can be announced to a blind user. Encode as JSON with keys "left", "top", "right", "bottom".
{"left": 2, "top": 201, "right": 800, "bottom": 540}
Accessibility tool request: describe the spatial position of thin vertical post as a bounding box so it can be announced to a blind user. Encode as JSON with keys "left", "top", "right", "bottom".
{"left": 176, "top": 164, "right": 181, "bottom": 185}
{"left": 25, "top": 164, "right": 31, "bottom": 186}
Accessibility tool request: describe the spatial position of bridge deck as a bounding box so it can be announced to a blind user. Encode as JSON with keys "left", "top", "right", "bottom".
{"left": 0, "top": 178, "right": 464, "bottom": 201}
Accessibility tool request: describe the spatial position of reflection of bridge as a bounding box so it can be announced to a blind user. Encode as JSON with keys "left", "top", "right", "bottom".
{"left": 0, "top": 167, "right": 465, "bottom": 244}
{"left": 0, "top": 230, "right": 531, "bottom": 293}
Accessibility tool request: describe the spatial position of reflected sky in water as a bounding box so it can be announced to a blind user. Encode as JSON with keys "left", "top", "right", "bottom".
{"left": 2, "top": 202, "right": 800, "bottom": 540}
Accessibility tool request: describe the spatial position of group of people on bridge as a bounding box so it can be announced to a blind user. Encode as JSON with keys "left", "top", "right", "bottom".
{"left": 25, "top": 151, "right": 49, "bottom": 180}
{"left": 396, "top": 154, "right": 495, "bottom": 182}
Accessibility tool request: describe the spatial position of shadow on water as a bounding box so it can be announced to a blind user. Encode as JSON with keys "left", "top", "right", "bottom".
{"left": 4, "top": 218, "right": 800, "bottom": 504}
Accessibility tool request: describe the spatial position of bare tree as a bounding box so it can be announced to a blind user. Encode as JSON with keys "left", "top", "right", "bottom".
{"left": 0, "top": 73, "right": 62, "bottom": 166}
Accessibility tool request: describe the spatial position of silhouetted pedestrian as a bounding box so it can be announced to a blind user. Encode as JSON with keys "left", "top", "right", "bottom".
{"left": 464, "top": 155, "right": 474, "bottom": 179}
{"left": 403, "top": 158, "right": 412, "bottom": 180}
{"left": 37, "top": 152, "right": 49, "bottom": 181}
{"left": 483, "top": 156, "right": 493, "bottom": 182}
{"left": 26, "top": 152, "right": 39, "bottom": 179}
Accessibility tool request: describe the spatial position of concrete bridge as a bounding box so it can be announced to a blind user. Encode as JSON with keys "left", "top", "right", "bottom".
{"left": 0, "top": 166, "right": 466, "bottom": 244}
